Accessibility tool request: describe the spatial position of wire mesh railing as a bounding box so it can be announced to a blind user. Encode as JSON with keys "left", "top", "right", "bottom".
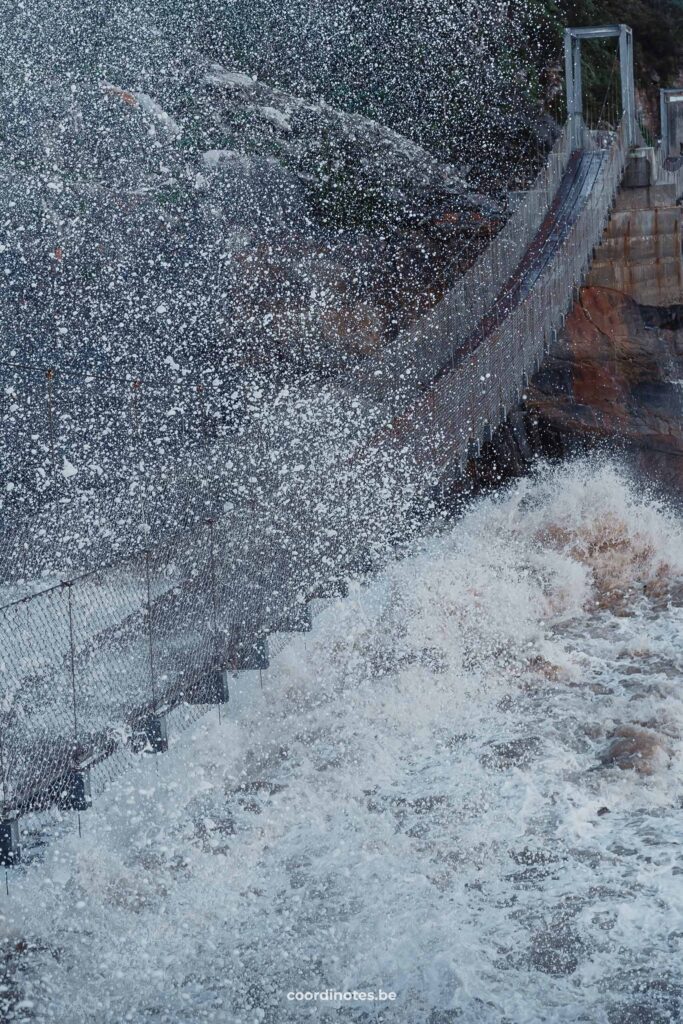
{"left": 0, "top": 117, "right": 630, "bottom": 865}
{"left": 0, "top": 516, "right": 323, "bottom": 821}
{"left": 351, "top": 123, "right": 574, "bottom": 411}
{"left": 406, "top": 120, "right": 629, "bottom": 473}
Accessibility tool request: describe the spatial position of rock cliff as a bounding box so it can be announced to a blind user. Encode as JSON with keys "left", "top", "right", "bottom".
{"left": 2, "top": 1, "right": 539, "bottom": 380}
{"left": 527, "top": 285, "right": 683, "bottom": 494}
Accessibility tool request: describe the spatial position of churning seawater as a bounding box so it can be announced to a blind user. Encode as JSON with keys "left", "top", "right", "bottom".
{"left": 2, "top": 459, "right": 682, "bottom": 1024}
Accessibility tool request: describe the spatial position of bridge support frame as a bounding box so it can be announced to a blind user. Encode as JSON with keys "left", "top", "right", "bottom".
{"left": 565, "top": 25, "right": 635, "bottom": 151}
{"left": 133, "top": 712, "right": 169, "bottom": 754}
{"left": 0, "top": 817, "right": 20, "bottom": 867}
{"left": 185, "top": 667, "right": 230, "bottom": 706}
{"left": 660, "top": 88, "right": 683, "bottom": 161}
{"left": 59, "top": 767, "right": 92, "bottom": 812}
{"left": 226, "top": 633, "right": 270, "bottom": 672}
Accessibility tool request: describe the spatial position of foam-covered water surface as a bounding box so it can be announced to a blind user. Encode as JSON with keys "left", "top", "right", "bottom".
{"left": 2, "top": 460, "right": 682, "bottom": 1023}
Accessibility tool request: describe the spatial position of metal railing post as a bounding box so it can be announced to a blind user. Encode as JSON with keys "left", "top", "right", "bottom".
{"left": 63, "top": 581, "right": 91, "bottom": 813}
{"left": 140, "top": 548, "right": 168, "bottom": 753}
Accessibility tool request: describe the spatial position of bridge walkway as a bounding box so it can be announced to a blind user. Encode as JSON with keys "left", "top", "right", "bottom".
{"left": 454, "top": 148, "right": 608, "bottom": 366}
{"left": 383, "top": 143, "right": 615, "bottom": 473}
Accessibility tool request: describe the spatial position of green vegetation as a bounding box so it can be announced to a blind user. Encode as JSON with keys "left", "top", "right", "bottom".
{"left": 170, "top": 0, "right": 683, "bottom": 202}
{"left": 568, "top": 0, "right": 683, "bottom": 86}
{"left": 541, "top": 0, "right": 683, "bottom": 123}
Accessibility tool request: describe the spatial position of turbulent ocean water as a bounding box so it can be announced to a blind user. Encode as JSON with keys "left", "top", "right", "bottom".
{"left": 2, "top": 459, "right": 682, "bottom": 1024}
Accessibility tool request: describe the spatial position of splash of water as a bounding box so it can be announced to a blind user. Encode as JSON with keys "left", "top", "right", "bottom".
{"left": 2, "top": 458, "right": 682, "bottom": 1023}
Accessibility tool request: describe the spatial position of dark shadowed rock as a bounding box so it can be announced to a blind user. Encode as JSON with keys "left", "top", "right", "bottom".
{"left": 481, "top": 736, "right": 542, "bottom": 770}
{"left": 529, "top": 926, "right": 584, "bottom": 976}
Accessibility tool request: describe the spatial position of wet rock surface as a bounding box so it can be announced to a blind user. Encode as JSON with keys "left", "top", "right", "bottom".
{"left": 526, "top": 286, "right": 683, "bottom": 495}
{"left": 598, "top": 725, "right": 666, "bottom": 775}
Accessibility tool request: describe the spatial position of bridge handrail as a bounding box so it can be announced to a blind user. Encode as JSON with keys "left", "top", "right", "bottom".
{"left": 418, "top": 118, "right": 629, "bottom": 469}
{"left": 353, "top": 122, "right": 574, "bottom": 406}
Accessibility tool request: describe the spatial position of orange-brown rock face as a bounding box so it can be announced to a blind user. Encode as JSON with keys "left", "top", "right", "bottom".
{"left": 598, "top": 725, "right": 667, "bottom": 775}
{"left": 527, "top": 285, "right": 683, "bottom": 493}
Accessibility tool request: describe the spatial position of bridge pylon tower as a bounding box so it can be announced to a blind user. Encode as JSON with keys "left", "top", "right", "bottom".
{"left": 564, "top": 24, "right": 636, "bottom": 151}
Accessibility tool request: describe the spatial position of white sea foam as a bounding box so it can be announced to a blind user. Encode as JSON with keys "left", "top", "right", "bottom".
{"left": 2, "top": 459, "right": 682, "bottom": 1023}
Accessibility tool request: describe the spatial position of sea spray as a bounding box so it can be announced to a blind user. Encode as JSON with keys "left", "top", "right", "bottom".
{"left": 3, "top": 458, "right": 682, "bottom": 1024}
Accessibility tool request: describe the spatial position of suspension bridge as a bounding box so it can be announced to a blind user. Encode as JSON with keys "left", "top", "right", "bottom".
{"left": 0, "top": 25, "right": 676, "bottom": 865}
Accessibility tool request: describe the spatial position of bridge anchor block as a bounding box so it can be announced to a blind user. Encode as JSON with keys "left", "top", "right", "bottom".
{"left": 467, "top": 438, "right": 481, "bottom": 461}
{"left": 186, "top": 668, "right": 230, "bottom": 705}
{"left": 227, "top": 635, "right": 270, "bottom": 672}
{"left": 133, "top": 713, "right": 169, "bottom": 754}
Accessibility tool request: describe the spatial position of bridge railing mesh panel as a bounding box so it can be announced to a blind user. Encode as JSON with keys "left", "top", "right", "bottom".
{"left": 401, "top": 121, "right": 628, "bottom": 470}
{"left": 0, "top": 586, "right": 75, "bottom": 813}
{"left": 354, "top": 124, "right": 574, "bottom": 410}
